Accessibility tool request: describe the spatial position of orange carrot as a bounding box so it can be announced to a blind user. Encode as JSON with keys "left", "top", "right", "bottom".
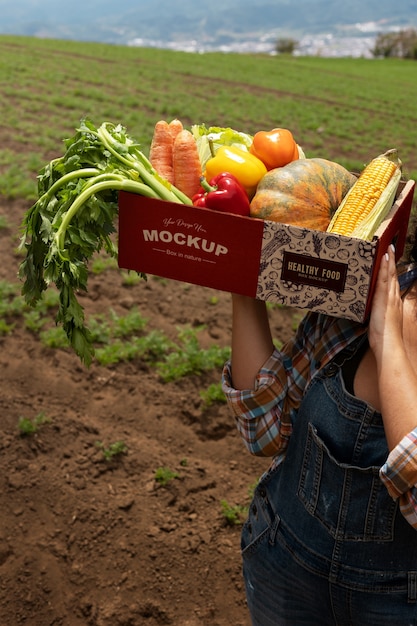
{"left": 149, "top": 120, "right": 174, "bottom": 183}
{"left": 168, "top": 118, "right": 183, "bottom": 143}
{"left": 173, "top": 129, "right": 202, "bottom": 200}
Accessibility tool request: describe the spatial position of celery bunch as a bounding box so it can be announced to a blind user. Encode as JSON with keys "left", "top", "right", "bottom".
{"left": 19, "top": 118, "right": 191, "bottom": 366}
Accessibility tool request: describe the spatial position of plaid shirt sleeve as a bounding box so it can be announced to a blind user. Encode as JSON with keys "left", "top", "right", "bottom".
{"left": 380, "top": 428, "right": 417, "bottom": 529}
{"left": 222, "top": 311, "right": 366, "bottom": 460}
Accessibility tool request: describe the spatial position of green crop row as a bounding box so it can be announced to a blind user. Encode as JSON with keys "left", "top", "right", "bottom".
{"left": 0, "top": 279, "right": 230, "bottom": 381}
{"left": 0, "top": 35, "right": 416, "bottom": 201}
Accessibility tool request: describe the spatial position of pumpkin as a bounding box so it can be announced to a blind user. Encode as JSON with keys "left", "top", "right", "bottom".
{"left": 249, "top": 158, "right": 357, "bottom": 231}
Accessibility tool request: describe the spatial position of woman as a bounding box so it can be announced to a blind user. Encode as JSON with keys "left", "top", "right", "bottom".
{"left": 222, "top": 225, "right": 417, "bottom": 625}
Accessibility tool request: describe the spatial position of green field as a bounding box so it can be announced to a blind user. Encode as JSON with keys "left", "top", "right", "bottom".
{"left": 1, "top": 34, "right": 416, "bottom": 201}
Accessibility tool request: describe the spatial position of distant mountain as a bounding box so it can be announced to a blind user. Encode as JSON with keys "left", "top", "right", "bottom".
{"left": 0, "top": 0, "right": 416, "bottom": 52}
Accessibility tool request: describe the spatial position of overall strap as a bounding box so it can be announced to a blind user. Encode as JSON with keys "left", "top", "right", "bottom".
{"left": 399, "top": 264, "right": 417, "bottom": 291}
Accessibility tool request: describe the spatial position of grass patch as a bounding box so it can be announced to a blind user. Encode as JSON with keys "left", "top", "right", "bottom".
{"left": 156, "top": 326, "right": 231, "bottom": 382}
{"left": 0, "top": 278, "right": 230, "bottom": 379}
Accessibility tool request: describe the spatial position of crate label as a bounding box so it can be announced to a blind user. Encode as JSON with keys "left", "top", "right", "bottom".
{"left": 281, "top": 251, "right": 348, "bottom": 292}
{"left": 117, "top": 192, "right": 264, "bottom": 297}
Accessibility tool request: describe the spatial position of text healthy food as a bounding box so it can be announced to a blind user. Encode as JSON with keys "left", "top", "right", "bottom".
{"left": 19, "top": 116, "right": 402, "bottom": 365}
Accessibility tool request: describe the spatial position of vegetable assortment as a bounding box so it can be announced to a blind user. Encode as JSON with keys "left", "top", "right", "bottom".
{"left": 19, "top": 114, "right": 403, "bottom": 365}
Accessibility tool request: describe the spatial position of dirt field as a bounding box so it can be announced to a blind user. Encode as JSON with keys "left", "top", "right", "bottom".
{"left": 0, "top": 197, "right": 297, "bottom": 626}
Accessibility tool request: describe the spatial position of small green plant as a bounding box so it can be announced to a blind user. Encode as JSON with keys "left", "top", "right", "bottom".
{"left": 18, "top": 411, "right": 50, "bottom": 436}
{"left": 156, "top": 326, "right": 230, "bottom": 382}
{"left": 247, "top": 480, "right": 259, "bottom": 499}
{"left": 154, "top": 466, "right": 179, "bottom": 486}
{"left": 220, "top": 499, "right": 248, "bottom": 526}
{"left": 40, "top": 326, "right": 70, "bottom": 348}
{"left": 0, "top": 215, "right": 9, "bottom": 229}
{"left": 273, "top": 338, "right": 283, "bottom": 351}
{"left": 120, "top": 270, "right": 143, "bottom": 286}
{"left": 20, "top": 287, "right": 60, "bottom": 333}
{"left": 0, "top": 319, "right": 15, "bottom": 335}
{"left": 0, "top": 281, "right": 61, "bottom": 336}
{"left": 200, "top": 382, "right": 227, "bottom": 408}
{"left": 109, "top": 308, "right": 148, "bottom": 337}
{"left": 23, "top": 308, "right": 48, "bottom": 333}
{"left": 91, "top": 255, "right": 118, "bottom": 274}
{"left": 0, "top": 281, "right": 27, "bottom": 318}
{"left": 266, "top": 301, "right": 286, "bottom": 310}
{"left": 96, "top": 440, "right": 128, "bottom": 461}
{"left": 94, "top": 329, "right": 173, "bottom": 366}
{"left": 291, "top": 312, "right": 303, "bottom": 332}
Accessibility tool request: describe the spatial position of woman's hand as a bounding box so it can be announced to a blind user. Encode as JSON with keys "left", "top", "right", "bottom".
{"left": 369, "top": 245, "right": 417, "bottom": 449}
{"left": 368, "top": 244, "right": 404, "bottom": 360}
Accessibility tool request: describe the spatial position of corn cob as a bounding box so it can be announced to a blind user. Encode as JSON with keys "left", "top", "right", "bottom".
{"left": 327, "top": 149, "right": 402, "bottom": 240}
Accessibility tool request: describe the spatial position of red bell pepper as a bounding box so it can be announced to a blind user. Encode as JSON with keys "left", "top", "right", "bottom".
{"left": 192, "top": 172, "right": 250, "bottom": 216}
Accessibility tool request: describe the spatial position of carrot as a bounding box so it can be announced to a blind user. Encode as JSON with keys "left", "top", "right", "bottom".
{"left": 149, "top": 120, "right": 174, "bottom": 183}
{"left": 173, "top": 129, "right": 202, "bottom": 200}
{"left": 168, "top": 118, "right": 183, "bottom": 142}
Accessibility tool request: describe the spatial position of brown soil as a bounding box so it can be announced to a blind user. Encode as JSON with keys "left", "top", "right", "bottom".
{"left": 0, "top": 197, "right": 297, "bottom": 626}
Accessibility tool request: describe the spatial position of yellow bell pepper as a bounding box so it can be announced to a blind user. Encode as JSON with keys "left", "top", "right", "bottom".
{"left": 205, "top": 145, "right": 267, "bottom": 198}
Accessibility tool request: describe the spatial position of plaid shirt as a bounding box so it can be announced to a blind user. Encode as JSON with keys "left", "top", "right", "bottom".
{"left": 222, "top": 310, "right": 417, "bottom": 529}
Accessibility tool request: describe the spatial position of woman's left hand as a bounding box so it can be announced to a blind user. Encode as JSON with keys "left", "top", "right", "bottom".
{"left": 368, "top": 245, "right": 417, "bottom": 450}
{"left": 368, "top": 244, "right": 403, "bottom": 359}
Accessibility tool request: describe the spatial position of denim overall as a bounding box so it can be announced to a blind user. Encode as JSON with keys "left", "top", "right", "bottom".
{"left": 241, "top": 337, "right": 417, "bottom": 626}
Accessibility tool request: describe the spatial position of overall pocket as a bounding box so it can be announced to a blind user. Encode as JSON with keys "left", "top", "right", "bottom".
{"left": 298, "top": 422, "right": 397, "bottom": 541}
{"left": 241, "top": 482, "right": 280, "bottom": 557}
